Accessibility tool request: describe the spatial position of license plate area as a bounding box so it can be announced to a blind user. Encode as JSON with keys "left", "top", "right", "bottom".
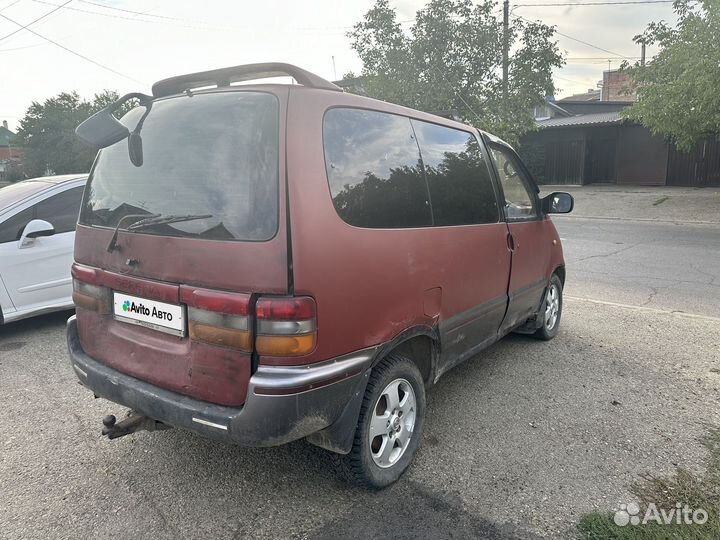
{"left": 113, "top": 292, "right": 186, "bottom": 337}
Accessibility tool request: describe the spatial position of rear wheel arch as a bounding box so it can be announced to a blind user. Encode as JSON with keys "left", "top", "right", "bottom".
{"left": 372, "top": 327, "right": 439, "bottom": 387}
{"left": 305, "top": 327, "right": 438, "bottom": 455}
{"left": 553, "top": 265, "right": 566, "bottom": 287}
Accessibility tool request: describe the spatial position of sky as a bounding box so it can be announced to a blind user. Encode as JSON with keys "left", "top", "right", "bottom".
{"left": 0, "top": 0, "right": 678, "bottom": 132}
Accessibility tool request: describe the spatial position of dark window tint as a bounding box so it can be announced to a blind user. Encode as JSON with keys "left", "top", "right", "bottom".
{"left": 0, "top": 207, "right": 33, "bottom": 244}
{"left": 81, "top": 91, "right": 279, "bottom": 241}
{"left": 412, "top": 121, "right": 499, "bottom": 226}
{"left": 35, "top": 186, "right": 84, "bottom": 234}
{"left": 324, "top": 108, "right": 431, "bottom": 228}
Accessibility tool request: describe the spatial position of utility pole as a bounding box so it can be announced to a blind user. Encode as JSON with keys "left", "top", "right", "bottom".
{"left": 640, "top": 42, "right": 646, "bottom": 67}
{"left": 502, "top": 0, "right": 509, "bottom": 101}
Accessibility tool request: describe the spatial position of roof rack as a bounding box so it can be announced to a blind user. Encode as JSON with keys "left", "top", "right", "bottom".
{"left": 152, "top": 62, "right": 342, "bottom": 97}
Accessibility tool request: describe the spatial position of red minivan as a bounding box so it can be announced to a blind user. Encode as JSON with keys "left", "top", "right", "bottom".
{"left": 68, "top": 63, "right": 573, "bottom": 488}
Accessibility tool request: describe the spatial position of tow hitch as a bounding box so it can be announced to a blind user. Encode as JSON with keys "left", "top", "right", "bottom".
{"left": 101, "top": 411, "right": 170, "bottom": 440}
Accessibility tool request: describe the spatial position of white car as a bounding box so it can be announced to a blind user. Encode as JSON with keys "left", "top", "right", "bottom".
{"left": 0, "top": 174, "right": 87, "bottom": 324}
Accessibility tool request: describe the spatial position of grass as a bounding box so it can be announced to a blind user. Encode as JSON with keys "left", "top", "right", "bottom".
{"left": 653, "top": 196, "right": 670, "bottom": 206}
{"left": 578, "top": 428, "right": 720, "bottom": 539}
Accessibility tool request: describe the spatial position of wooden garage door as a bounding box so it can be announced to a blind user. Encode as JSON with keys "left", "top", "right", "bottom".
{"left": 544, "top": 139, "right": 584, "bottom": 185}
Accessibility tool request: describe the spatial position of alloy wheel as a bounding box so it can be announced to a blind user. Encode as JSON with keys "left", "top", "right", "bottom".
{"left": 368, "top": 378, "right": 417, "bottom": 468}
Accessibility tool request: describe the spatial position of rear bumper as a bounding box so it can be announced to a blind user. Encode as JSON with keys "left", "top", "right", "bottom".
{"left": 66, "top": 316, "right": 375, "bottom": 447}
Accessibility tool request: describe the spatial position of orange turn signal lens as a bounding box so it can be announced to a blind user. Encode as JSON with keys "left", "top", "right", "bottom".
{"left": 189, "top": 321, "right": 253, "bottom": 351}
{"left": 255, "top": 333, "right": 317, "bottom": 357}
{"left": 72, "top": 291, "right": 100, "bottom": 311}
{"left": 72, "top": 279, "right": 111, "bottom": 313}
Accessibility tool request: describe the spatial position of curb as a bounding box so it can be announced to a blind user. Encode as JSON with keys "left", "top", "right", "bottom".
{"left": 553, "top": 215, "right": 720, "bottom": 226}
{"left": 566, "top": 296, "right": 720, "bottom": 323}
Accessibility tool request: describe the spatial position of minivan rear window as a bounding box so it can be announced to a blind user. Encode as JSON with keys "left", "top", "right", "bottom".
{"left": 80, "top": 91, "right": 279, "bottom": 241}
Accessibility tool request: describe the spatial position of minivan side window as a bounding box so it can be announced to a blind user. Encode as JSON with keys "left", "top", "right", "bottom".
{"left": 411, "top": 120, "right": 499, "bottom": 226}
{"left": 489, "top": 145, "right": 538, "bottom": 220}
{"left": 35, "top": 186, "right": 84, "bottom": 234}
{"left": 323, "top": 108, "right": 432, "bottom": 228}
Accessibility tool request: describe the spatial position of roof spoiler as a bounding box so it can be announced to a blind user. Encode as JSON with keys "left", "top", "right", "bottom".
{"left": 152, "top": 62, "right": 342, "bottom": 97}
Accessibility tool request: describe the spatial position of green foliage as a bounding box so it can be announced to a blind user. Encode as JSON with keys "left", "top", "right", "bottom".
{"left": 15, "top": 90, "right": 121, "bottom": 177}
{"left": 625, "top": 0, "right": 720, "bottom": 151}
{"left": 578, "top": 428, "right": 720, "bottom": 539}
{"left": 349, "top": 0, "right": 564, "bottom": 145}
{"left": 518, "top": 143, "right": 546, "bottom": 184}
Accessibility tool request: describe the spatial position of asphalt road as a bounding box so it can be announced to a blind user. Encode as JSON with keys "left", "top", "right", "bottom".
{"left": 554, "top": 216, "right": 720, "bottom": 319}
{"left": 2, "top": 216, "right": 720, "bottom": 540}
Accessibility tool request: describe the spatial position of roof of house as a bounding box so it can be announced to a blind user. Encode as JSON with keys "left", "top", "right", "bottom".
{"left": 537, "top": 110, "right": 624, "bottom": 129}
{"left": 0, "top": 125, "right": 16, "bottom": 146}
{"left": 545, "top": 100, "right": 572, "bottom": 117}
{"left": 558, "top": 89, "right": 601, "bottom": 102}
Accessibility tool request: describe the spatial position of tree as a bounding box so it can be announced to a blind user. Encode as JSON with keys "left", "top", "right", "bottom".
{"left": 624, "top": 0, "right": 720, "bottom": 151}
{"left": 15, "top": 90, "right": 120, "bottom": 177}
{"left": 349, "top": 0, "right": 564, "bottom": 144}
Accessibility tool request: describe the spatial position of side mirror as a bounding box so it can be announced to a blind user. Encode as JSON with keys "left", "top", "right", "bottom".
{"left": 76, "top": 106, "right": 130, "bottom": 149}
{"left": 19, "top": 219, "right": 55, "bottom": 248}
{"left": 75, "top": 92, "right": 153, "bottom": 149}
{"left": 542, "top": 192, "right": 574, "bottom": 214}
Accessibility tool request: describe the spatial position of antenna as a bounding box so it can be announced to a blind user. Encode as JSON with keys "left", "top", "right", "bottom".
{"left": 332, "top": 56, "right": 337, "bottom": 80}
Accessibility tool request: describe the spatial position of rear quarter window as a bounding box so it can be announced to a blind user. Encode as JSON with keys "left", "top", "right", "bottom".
{"left": 323, "top": 108, "right": 432, "bottom": 228}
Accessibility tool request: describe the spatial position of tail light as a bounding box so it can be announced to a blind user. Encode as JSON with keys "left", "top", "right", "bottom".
{"left": 180, "top": 286, "right": 252, "bottom": 352}
{"left": 71, "top": 264, "right": 111, "bottom": 313}
{"left": 255, "top": 296, "right": 317, "bottom": 357}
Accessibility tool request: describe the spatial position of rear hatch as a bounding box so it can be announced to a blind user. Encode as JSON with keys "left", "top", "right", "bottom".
{"left": 72, "top": 89, "right": 288, "bottom": 407}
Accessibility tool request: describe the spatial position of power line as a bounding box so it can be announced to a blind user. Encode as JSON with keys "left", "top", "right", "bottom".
{"left": 516, "top": 0, "right": 671, "bottom": 4}
{"left": 31, "top": 0, "right": 168, "bottom": 23}
{"left": 76, "top": 0, "right": 191, "bottom": 22}
{"left": 554, "top": 73, "right": 592, "bottom": 85}
{"left": 0, "top": 0, "right": 70, "bottom": 43}
{"left": 0, "top": 8, "right": 144, "bottom": 83}
{"left": 75, "top": 0, "right": 247, "bottom": 30}
{"left": 0, "top": 0, "right": 23, "bottom": 13}
{"left": 567, "top": 56, "right": 641, "bottom": 59}
{"left": 0, "top": 39, "right": 46, "bottom": 50}
{"left": 31, "top": 0, "right": 339, "bottom": 34}
{"left": 428, "top": 64, "right": 485, "bottom": 124}
{"left": 514, "top": 14, "right": 630, "bottom": 58}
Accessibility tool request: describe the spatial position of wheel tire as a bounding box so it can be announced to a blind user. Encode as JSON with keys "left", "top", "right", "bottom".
{"left": 333, "top": 353, "right": 426, "bottom": 489}
{"left": 533, "top": 274, "right": 563, "bottom": 341}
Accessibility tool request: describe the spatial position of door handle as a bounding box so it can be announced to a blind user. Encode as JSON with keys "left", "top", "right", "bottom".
{"left": 507, "top": 233, "right": 516, "bottom": 251}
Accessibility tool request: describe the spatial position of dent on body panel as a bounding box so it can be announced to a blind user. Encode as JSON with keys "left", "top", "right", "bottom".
{"left": 545, "top": 219, "right": 566, "bottom": 278}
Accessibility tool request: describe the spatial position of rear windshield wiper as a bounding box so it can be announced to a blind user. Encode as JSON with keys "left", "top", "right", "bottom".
{"left": 127, "top": 214, "right": 213, "bottom": 232}
{"left": 107, "top": 213, "right": 160, "bottom": 252}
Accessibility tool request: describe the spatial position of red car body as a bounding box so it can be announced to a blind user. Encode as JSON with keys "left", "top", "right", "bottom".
{"left": 67, "top": 64, "right": 569, "bottom": 455}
